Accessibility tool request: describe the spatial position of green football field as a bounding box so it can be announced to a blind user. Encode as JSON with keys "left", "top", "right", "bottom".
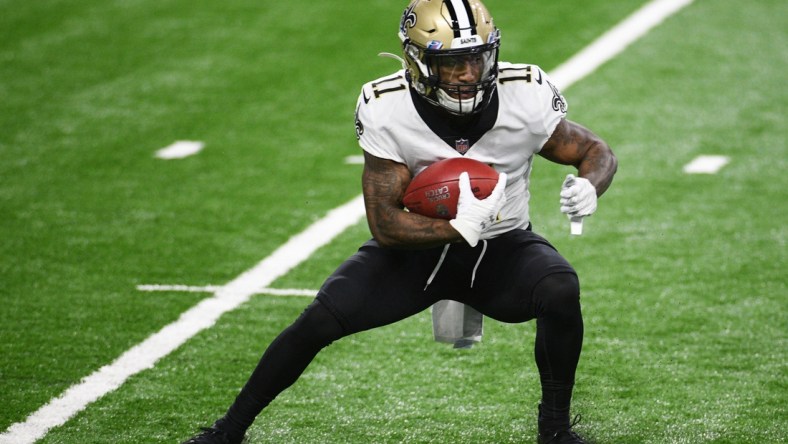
{"left": 1, "top": 0, "right": 785, "bottom": 443}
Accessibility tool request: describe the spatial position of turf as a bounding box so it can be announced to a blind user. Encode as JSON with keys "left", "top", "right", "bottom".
{"left": 1, "top": 0, "right": 786, "bottom": 443}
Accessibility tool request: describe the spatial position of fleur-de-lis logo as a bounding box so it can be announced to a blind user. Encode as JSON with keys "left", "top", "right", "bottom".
{"left": 354, "top": 106, "right": 364, "bottom": 139}
{"left": 400, "top": 4, "right": 417, "bottom": 34}
{"left": 547, "top": 80, "right": 567, "bottom": 113}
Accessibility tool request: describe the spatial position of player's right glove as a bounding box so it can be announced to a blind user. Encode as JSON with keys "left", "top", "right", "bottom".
{"left": 449, "top": 171, "right": 507, "bottom": 247}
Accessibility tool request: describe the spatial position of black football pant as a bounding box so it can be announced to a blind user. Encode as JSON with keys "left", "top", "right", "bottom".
{"left": 219, "top": 229, "right": 583, "bottom": 436}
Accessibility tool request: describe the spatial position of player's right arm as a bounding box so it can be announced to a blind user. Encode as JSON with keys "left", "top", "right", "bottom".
{"left": 362, "top": 151, "right": 463, "bottom": 249}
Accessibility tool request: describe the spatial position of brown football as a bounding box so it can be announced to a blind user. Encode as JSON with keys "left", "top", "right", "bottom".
{"left": 403, "top": 158, "right": 499, "bottom": 219}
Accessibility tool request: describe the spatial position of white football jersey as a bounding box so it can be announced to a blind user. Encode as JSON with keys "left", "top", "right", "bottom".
{"left": 354, "top": 62, "right": 567, "bottom": 237}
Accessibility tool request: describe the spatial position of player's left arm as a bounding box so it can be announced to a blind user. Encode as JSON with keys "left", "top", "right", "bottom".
{"left": 538, "top": 118, "right": 618, "bottom": 196}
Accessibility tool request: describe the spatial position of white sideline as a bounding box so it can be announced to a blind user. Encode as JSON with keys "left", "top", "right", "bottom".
{"left": 0, "top": 0, "right": 695, "bottom": 442}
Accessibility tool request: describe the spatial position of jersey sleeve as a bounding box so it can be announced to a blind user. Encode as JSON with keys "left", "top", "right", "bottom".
{"left": 496, "top": 63, "right": 569, "bottom": 152}
{"left": 354, "top": 82, "right": 407, "bottom": 164}
{"left": 533, "top": 67, "right": 568, "bottom": 140}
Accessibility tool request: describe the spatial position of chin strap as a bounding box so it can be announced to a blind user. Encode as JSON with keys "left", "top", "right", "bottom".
{"left": 436, "top": 88, "right": 483, "bottom": 115}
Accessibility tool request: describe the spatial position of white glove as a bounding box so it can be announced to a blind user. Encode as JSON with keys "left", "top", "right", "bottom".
{"left": 450, "top": 172, "right": 507, "bottom": 247}
{"left": 560, "top": 174, "right": 597, "bottom": 217}
{"left": 560, "top": 174, "right": 596, "bottom": 236}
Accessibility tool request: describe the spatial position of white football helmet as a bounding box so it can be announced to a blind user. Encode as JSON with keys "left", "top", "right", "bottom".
{"left": 398, "top": 0, "right": 500, "bottom": 115}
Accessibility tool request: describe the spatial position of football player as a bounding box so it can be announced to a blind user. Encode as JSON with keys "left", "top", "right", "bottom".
{"left": 181, "top": 0, "right": 616, "bottom": 443}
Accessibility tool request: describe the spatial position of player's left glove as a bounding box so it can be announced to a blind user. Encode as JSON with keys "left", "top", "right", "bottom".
{"left": 560, "top": 174, "right": 597, "bottom": 217}
{"left": 450, "top": 171, "right": 507, "bottom": 247}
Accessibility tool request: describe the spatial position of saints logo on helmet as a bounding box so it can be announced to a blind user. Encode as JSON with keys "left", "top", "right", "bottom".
{"left": 399, "top": 0, "right": 500, "bottom": 115}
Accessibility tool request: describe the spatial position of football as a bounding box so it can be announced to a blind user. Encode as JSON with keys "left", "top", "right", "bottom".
{"left": 403, "top": 157, "right": 499, "bottom": 219}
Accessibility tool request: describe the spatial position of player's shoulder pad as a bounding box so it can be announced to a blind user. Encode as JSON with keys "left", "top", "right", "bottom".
{"left": 497, "top": 62, "right": 546, "bottom": 86}
{"left": 356, "top": 71, "right": 408, "bottom": 122}
{"left": 358, "top": 71, "right": 408, "bottom": 106}
{"left": 497, "top": 61, "right": 567, "bottom": 114}
{"left": 355, "top": 70, "right": 409, "bottom": 140}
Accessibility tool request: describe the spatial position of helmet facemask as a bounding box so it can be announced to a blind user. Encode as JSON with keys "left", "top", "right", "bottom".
{"left": 399, "top": 0, "right": 501, "bottom": 116}
{"left": 421, "top": 44, "right": 499, "bottom": 115}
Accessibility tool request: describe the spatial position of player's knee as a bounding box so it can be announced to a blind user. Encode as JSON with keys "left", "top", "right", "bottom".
{"left": 288, "top": 299, "right": 346, "bottom": 348}
{"left": 532, "top": 272, "right": 580, "bottom": 319}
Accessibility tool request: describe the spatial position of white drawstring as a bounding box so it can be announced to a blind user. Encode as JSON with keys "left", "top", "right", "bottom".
{"left": 424, "top": 244, "right": 451, "bottom": 290}
{"left": 424, "top": 240, "right": 489, "bottom": 290}
{"left": 470, "top": 239, "right": 488, "bottom": 288}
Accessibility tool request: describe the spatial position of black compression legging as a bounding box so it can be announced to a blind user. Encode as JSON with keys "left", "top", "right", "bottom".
{"left": 532, "top": 272, "right": 583, "bottom": 429}
{"left": 220, "top": 271, "right": 583, "bottom": 436}
{"left": 220, "top": 299, "right": 345, "bottom": 436}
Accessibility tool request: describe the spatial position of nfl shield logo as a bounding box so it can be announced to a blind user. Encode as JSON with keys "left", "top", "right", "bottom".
{"left": 455, "top": 138, "right": 470, "bottom": 154}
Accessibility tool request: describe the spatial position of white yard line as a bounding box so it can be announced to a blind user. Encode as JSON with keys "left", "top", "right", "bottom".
{"left": 549, "top": 0, "right": 696, "bottom": 90}
{"left": 344, "top": 155, "right": 365, "bottom": 165}
{"left": 137, "top": 284, "right": 317, "bottom": 297}
{"left": 0, "top": 196, "right": 365, "bottom": 444}
{"left": 683, "top": 155, "right": 731, "bottom": 174}
{"left": 137, "top": 284, "right": 224, "bottom": 293}
{"left": 154, "top": 140, "right": 205, "bottom": 159}
{"left": 0, "top": 1, "right": 696, "bottom": 442}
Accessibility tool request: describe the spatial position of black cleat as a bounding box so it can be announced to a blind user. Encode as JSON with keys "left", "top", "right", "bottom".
{"left": 537, "top": 415, "right": 586, "bottom": 444}
{"left": 180, "top": 426, "right": 246, "bottom": 444}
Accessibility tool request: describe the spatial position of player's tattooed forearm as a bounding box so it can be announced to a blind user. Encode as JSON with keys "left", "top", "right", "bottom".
{"left": 578, "top": 142, "right": 618, "bottom": 195}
